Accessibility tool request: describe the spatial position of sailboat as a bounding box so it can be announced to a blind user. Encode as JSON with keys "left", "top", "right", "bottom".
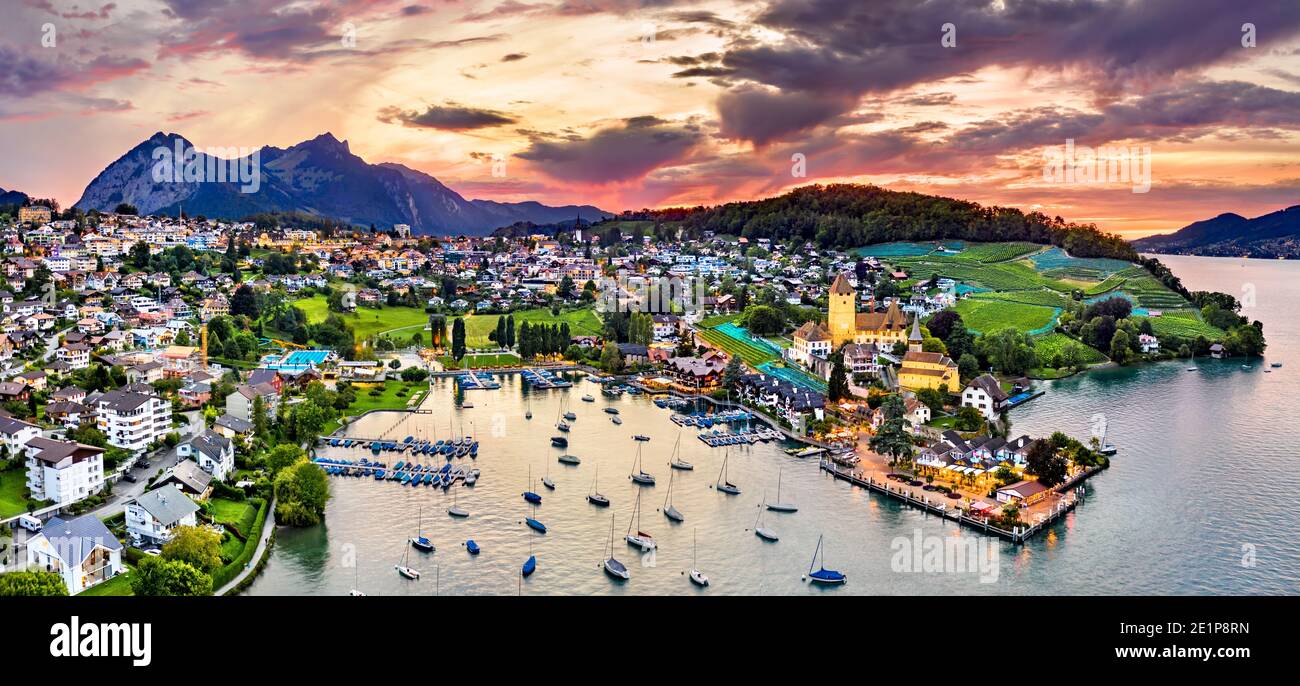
{"left": 753, "top": 499, "right": 778, "bottom": 541}
{"left": 542, "top": 461, "right": 555, "bottom": 490}
{"left": 1096, "top": 420, "right": 1117, "bottom": 456}
{"left": 714, "top": 449, "right": 740, "bottom": 494}
{"left": 603, "top": 513, "right": 630, "bottom": 581}
{"left": 395, "top": 544, "right": 421, "bottom": 579}
{"left": 555, "top": 397, "right": 571, "bottom": 432}
{"left": 629, "top": 443, "right": 655, "bottom": 485}
{"left": 558, "top": 453, "right": 581, "bottom": 465}
{"left": 587, "top": 467, "right": 610, "bottom": 507}
{"left": 1186, "top": 348, "right": 1197, "bottom": 371}
{"left": 662, "top": 467, "right": 684, "bottom": 522}
{"left": 525, "top": 394, "right": 532, "bottom": 420}
{"left": 625, "top": 488, "right": 656, "bottom": 550}
{"left": 447, "top": 486, "right": 469, "bottom": 518}
{"left": 409, "top": 507, "right": 435, "bottom": 552}
{"left": 804, "top": 534, "right": 846, "bottom": 585}
{"left": 522, "top": 536, "right": 536, "bottom": 577}
{"left": 525, "top": 498, "right": 547, "bottom": 533}
{"left": 688, "top": 528, "right": 708, "bottom": 587}
{"left": 766, "top": 466, "right": 798, "bottom": 512}
{"left": 522, "top": 466, "right": 542, "bottom": 504}
{"left": 349, "top": 560, "right": 366, "bottom": 596}
{"left": 668, "top": 432, "right": 693, "bottom": 470}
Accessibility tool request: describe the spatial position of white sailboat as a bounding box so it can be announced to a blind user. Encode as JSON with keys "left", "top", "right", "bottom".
{"left": 668, "top": 432, "right": 693, "bottom": 470}
{"left": 447, "top": 486, "right": 469, "bottom": 517}
{"left": 542, "top": 460, "right": 556, "bottom": 490}
{"left": 349, "top": 560, "right": 366, "bottom": 596}
{"left": 662, "top": 467, "right": 684, "bottom": 522}
{"left": 714, "top": 449, "right": 740, "bottom": 494}
{"left": 688, "top": 528, "right": 709, "bottom": 587}
{"left": 753, "top": 498, "right": 778, "bottom": 541}
{"left": 625, "top": 488, "right": 656, "bottom": 551}
{"left": 629, "top": 442, "right": 655, "bottom": 485}
{"left": 395, "top": 544, "right": 421, "bottom": 579}
{"left": 766, "top": 466, "right": 798, "bottom": 512}
{"left": 603, "top": 513, "right": 630, "bottom": 581}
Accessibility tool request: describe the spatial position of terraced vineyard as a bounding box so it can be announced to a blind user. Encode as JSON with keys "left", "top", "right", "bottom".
{"left": 1140, "top": 311, "right": 1225, "bottom": 340}
{"left": 953, "top": 299, "right": 1061, "bottom": 335}
{"left": 696, "top": 327, "right": 780, "bottom": 366}
{"left": 969, "top": 288, "right": 1072, "bottom": 308}
{"left": 1034, "top": 332, "right": 1109, "bottom": 364}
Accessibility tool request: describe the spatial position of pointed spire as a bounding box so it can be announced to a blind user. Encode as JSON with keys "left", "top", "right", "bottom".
{"left": 909, "top": 314, "right": 923, "bottom": 342}
{"left": 829, "top": 272, "right": 855, "bottom": 296}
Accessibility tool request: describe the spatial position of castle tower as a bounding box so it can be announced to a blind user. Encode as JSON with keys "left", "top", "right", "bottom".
{"left": 908, "top": 314, "right": 924, "bottom": 353}
{"left": 827, "top": 272, "right": 857, "bottom": 347}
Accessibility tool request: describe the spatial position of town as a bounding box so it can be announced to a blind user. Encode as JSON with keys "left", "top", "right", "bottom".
{"left": 0, "top": 197, "right": 1263, "bottom": 596}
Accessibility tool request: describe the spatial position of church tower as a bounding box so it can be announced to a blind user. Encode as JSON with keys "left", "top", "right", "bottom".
{"left": 827, "top": 272, "right": 857, "bottom": 347}
{"left": 908, "top": 314, "right": 924, "bottom": 353}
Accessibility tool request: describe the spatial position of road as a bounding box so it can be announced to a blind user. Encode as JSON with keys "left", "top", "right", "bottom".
{"left": 87, "top": 409, "right": 204, "bottom": 519}
{"left": 214, "top": 498, "right": 275, "bottom": 596}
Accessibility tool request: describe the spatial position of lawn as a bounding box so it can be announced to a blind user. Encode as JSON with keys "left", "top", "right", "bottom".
{"left": 0, "top": 469, "right": 31, "bottom": 519}
{"left": 456, "top": 307, "right": 603, "bottom": 349}
{"left": 438, "top": 353, "right": 522, "bottom": 370}
{"left": 78, "top": 568, "right": 135, "bottom": 596}
{"left": 294, "top": 295, "right": 430, "bottom": 342}
{"left": 325, "top": 380, "right": 428, "bottom": 433}
{"left": 209, "top": 498, "right": 257, "bottom": 535}
{"left": 954, "top": 299, "right": 1060, "bottom": 336}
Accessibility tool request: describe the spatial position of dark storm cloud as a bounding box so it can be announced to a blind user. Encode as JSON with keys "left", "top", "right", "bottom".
{"left": 378, "top": 103, "right": 518, "bottom": 130}
{"left": 0, "top": 47, "right": 148, "bottom": 96}
{"left": 517, "top": 117, "right": 704, "bottom": 183}
{"left": 716, "top": 87, "right": 855, "bottom": 146}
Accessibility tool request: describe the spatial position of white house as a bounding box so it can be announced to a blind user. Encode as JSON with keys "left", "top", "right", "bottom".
{"left": 180, "top": 430, "right": 235, "bottom": 482}
{"left": 95, "top": 389, "right": 172, "bottom": 453}
{"left": 125, "top": 487, "right": 200, "bottom": 547}
{"left": 225, "top": 382, "right": 279, "bottom": 423}
{"left": 25, "top": 514, "right": 124, "bottom": 594}
{"left": 962, "top": 374, "right": 1009, "bottom": 420}
{"left": 788, "top": 321, "right": 832, "bottom": 367}
{"left": 1138, "top": 333, "right": 1160, "bottom": 354}
{"left": 25, "top": 438, "right": 106, "bottom": 506}
{"left": 0, "top": 415, "right": 42, "bottom": 458}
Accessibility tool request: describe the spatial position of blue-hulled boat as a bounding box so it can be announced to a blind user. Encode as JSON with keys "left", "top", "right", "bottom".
{"left": 805, "top": 535, "right": 846, "bottom": 585}
{"left": 522, "top": 555, "right": 536, "bottom": 577}
{"left": 466, "top": 540, "right": 480, "bottom": 555}
{"left": 374, "top": 470, "right": 385, "bottom": 480}
{"left": 525, "top": 518, "right": 547, "bottom": 533}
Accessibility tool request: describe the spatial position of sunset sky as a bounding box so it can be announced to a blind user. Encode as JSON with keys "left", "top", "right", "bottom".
{"left": 1, "top": 0, "right": 1299, "bottom": 237}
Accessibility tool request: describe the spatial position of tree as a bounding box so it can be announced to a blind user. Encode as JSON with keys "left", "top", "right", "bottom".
{"left": 916, "top": 387, "right": 947, "bottom": 414}
{"left": 131, "top": 556, "right": 212, "bottom": 596}
{"left": 954, "top": 406, "right": 984, "bottom": 431}
{"left": 976, "top": 329, "right": 1038, "bottom": 375}
{"left": 451, "top": 318, "right": 466, "bottom": 360}
{"left": 957, "top": 353, "right": 979, "bottom": 381}
{"left": 599, "top": 342, "right": 623, "bottom": 373}
{"left": 827, "top": 351, "right": 850, "bottom": 401}
{"left": 0, "top": 570, "right": 67, "bottom": 596}
{"left": 721, "top": 354, "right": 743, "bottom": 388}
{"left": 274, "top": 459, "right": 331, "bottom": 526}
{"left": 870, "top": 415, "right": 914, "bottom": 466}
{"left": 1025, "top": 440, "right": 1069, "bottom": 487}
{"left": 740, "top": 305, "right": 784, "bottom": 336}
{"left": 229, "top": 284, "right": 259, "bottom": 319}
{"left": 161, "top": 525, "right": 223, "bottom": 574}
{"left": 926, "top": 310, "right": 962, "bottom": 341}
{"left": 1109, "top": 329, "right": 1131, "bottom": 365}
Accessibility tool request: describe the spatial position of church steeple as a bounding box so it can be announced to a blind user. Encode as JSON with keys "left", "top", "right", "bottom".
{"left": 908, "top": 314, "right": 924, "bottom": 353}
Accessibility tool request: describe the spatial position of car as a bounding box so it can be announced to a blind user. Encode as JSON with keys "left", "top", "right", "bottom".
{"left": 122, "top": 472, "right": 138, "bottom": 483}
{"left": 143, "top": 549, "right": 162, "bottom": 556}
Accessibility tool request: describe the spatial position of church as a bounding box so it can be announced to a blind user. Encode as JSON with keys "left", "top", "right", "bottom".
{"left": 898, "top": 316, "right": 961, "bottom": 393}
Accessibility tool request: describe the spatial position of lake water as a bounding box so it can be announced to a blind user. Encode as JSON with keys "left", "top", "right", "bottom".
{"left": 246, "top": 255, "right": 1300, "bottom": 596}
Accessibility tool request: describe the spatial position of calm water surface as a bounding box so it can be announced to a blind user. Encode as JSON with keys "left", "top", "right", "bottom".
{"left": 248, "top": 255, "right": 1300, "bottom": 595}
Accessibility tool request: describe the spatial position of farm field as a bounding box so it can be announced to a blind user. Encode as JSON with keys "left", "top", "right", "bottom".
{"left": 953, "top": 298, "right": 1060, "bottom": 335}
{"left": 457, "top": 307, "right": 603, "bottom": 349}
{"left": 294, "top": 295, "right": 429, "bottom": 341}
{"left": 1034, "top": 332, "right": 1109, "bottom": 365}
{"left": 1139, "top": 311, "right": 1225, "bottom": 340}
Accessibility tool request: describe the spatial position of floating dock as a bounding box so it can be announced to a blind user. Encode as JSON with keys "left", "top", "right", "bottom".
{"left": 455, "top": 370, "right": 501, "bottom": 390}
{"left": 670, "top": 409, "right": 754, "bottom": 428}
{"left": 697, "top": 427, "right": 784, "bottom": 447}
{"left": 521, "top": 367, "right": 572, "bottom": 388}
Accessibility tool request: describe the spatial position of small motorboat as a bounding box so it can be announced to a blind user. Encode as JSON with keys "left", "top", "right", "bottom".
{"left": 604, "top": 407, "right": 620, "bottom": 415}
{"left": 1271, "top": 362, "right": 1283, "bottom": 368}
{"left": 611, "top": 416, "right": 623, "bottom": 425}
{"left": 633, "top": 435, "right": 651, "bottom": 442}
{"left": 582, "top": 395, "right": 595, "bottom": 402}
{"left": 558, "top": 454, "right": 581, "bottom": 465}
{"left": 551, "top": 436, "right": 568, "bottom": 447}
{"left": 522, "top": 555, "right": 536, "bottom": 577}
{"left": 525, "top": 517, "right": 547, "bottom": 534}
{"left": 465, "top": 539, "right": 480, "bottom": 555}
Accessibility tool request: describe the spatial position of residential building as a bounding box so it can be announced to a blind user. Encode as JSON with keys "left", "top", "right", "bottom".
{"left": 962, "top": 374, "right": 1009, "bottom": 420}
{"left": 225, "top": 382, "right": 279, "bottom": 423}
{"left": 94, "top": 389, "right": 172, "bottom": 453}
{"left": 180, "top": 430, "right": 235, "bottom": 482}
{"left": 125, "top": 487, "right": 201, "bottom": 547}
{"left": 25, "top": 438, "right": 106, "bottom": 506}
{"left": 25, "top": 514, "right": 124, "bottom": 594}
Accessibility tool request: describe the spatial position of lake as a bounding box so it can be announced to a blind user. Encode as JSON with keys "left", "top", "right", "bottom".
{"left": 245, "top": 255, "right": 1300, "bottom": 596}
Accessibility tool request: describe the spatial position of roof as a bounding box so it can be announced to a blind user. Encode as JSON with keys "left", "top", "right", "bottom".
{"left": 95, "top": 389, "right": 158, "bottom": 413}
{"left": 793, "top": 320, "right": 831, "bottom": 342}
{"left": 829, "top": 272, "right": 856, "bottom": 296}
{"left": 161, "top": 459, "right": 212, "bottom": 494}
{"left": 909, "top": 314, "right": 924, "bottom": 342}
{"left": 999, "top": 479, "right": 1050, "bottom": 498}
{"left": 965, "top": 374, "right": 1009, "bottom": 402}
{"left": 36, "top": 514, "right": 122, "bottom": 565}
{"left": 0, "top": 415, "right": 39, "bottom": 437}
{"left": 26, "top": 437, "right": 104, "bottom": 465}
{"left": 189, "top": 430, "right": 231, "bottom": 461}
{"left": 214, "top": 414, "right": 253, "bottom": 433}
{"left": 132, "top": 488, "right": 200, "bottom": 526}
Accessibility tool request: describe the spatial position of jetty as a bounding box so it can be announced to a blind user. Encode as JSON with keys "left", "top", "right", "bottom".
{"left": 696, "top": 427, "right": 784, "bottom": 447}
{"left": 521, "top": 367, "right": 573, "bottom": 388}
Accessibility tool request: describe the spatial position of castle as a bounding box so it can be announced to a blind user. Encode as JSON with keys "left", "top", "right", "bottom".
{"left": 825, "top": 272, "right": 909, "bottom": 348}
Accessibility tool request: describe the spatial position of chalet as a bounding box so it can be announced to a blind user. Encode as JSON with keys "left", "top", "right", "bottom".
{"left": 125, "top": 488, "right": 200, "bottom": 547}
{"left": 962, "top": 374, "right": 1009, "bottom": 420}
{"left": 25, "top": 514, "right": 124, "bottom": 595}
{"left": 155, "top": 459, "right": 214, "bottom": 500}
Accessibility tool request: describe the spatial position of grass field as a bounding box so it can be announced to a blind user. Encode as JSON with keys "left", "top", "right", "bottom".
{"left": 325, "top": 380, "right": 428, "bottom": 433}
{"left": 1034, "top": 332, "right": 1109, "bottom": 364}
{"left": 457, "top": 307, "right": 603, "bottom": 349}
{"left": 294, "top": 295, "right": 430, "bottom": 342}
{"left": 78, "top": 568, "right": 134, "bottom": 596}
{"left": 438, "top": 353, "right": 522, "bottom": 370}
{"left": 954, "top": 299, "right": 1060, "bottom": 335}
{"left": 209, "top": 498, "right": 257, "bottom": 535}
{"left": 0, "top": 469, "right": 30, "bottom": 519}
{"left": 1140, "top": 312, "right": 1225, "bottom": 340}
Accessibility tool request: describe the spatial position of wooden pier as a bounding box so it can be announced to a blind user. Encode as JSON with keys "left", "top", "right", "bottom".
{"left": 818, "top": 459, "right": 1088, "bottom": 544}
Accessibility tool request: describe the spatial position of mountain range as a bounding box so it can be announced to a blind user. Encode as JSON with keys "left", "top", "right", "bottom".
{"left": 1132, "top": 205, "right": 1300, "bottom": 258}
{"left": 73, "top": 132, "right": 609, "bottom": 235}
